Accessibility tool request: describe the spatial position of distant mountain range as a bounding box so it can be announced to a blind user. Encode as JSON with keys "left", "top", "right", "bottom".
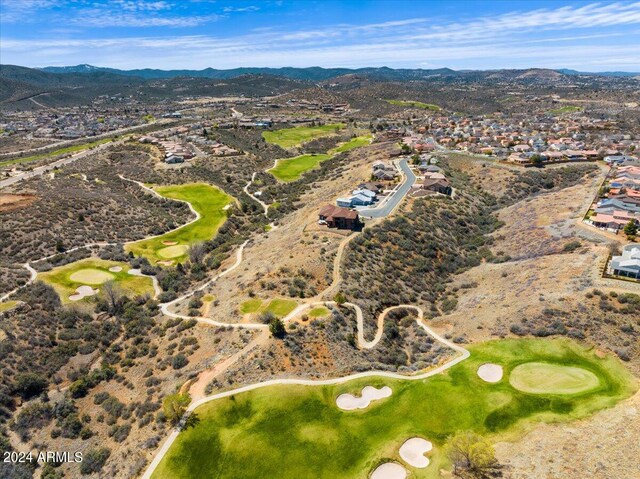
{"left": 38, "top": 64, "right": 640, "bottom": 81}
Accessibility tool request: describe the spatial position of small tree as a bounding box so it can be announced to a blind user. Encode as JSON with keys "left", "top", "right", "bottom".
{"left": 188, "top": 242, "right": 207, "bottom": 265}
{"left": 163, "top": 392, "right": 191, "bottom": 426}
{"left": 269, "top": 317, "right": 286, "bottom": 338}
{"left": 623, "top": 220, "right": 638, "bottom": 238}
{"left": 446, "top": 431, "right": 498, "bottom": 477}
{"left": 333, "top": 292, "right": 347, "bottom": 306}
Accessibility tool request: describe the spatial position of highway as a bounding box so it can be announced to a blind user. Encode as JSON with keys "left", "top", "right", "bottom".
{"left": 357, "top": 158, "right": 416, "bottom": 218}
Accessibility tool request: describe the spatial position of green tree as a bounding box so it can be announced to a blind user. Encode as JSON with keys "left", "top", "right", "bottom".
{"left": 623, "top": 220, "right": 638, "bottom": 238}
{"left": 333, "top": 292, "right": 347, "bottom": 305}
{"left": 446, "top": 431, "right": 498, "bottom": 477}
{"left": 163, "top": 392, "right": 191, "bottom": 426}
{"left": 269, "top": 317, "right": 286, "bottom": 338}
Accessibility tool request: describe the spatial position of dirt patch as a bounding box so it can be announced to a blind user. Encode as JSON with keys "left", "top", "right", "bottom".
{"left": 0, "top": 193, "right": 37, "bottom": 212}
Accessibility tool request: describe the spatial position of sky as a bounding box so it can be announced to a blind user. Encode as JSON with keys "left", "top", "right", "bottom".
{"left": 1, "top": 0, "right": 639, "bottom": 71}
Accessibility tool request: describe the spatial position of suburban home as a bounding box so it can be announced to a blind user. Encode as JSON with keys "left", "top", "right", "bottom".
{"left": 318, "top": 205, "right": 360, "bottom": 230}
{"left": 423, "top": 178, "right": 452, "bottom": 195}
{"left": 609, "top": 243, "right": 640, "bottom": 279}
{"left": 359, "top": 182, "right": 384, "bottom": 194}
{"left": 590, "top": 211, "right": 635, "bottom": 230}
{"left": 373, "top": 169, "right": 397, "bottom": 181}
{"left": 337, "top": 189, "right": 376, "bottom": 208}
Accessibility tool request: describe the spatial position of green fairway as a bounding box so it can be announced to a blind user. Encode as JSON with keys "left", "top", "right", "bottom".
{"left": 268, "top": 153, "right": 331, "bottom": 182}
{"left": 239, "top": 298, "right": 298, "bottom": 318}
{"left": 262, "top": 123, "right": 344, "bottom": 149}
{"left": 385, "top": 99, "right": 441, "bottom": 111}
{"left": 268, "top": 134, "right": 371, "bottom": 182}
{"left": 0, "top": 138, "right": 113, "bottom": 167}
{"left": 308, "top": 306, "right": 330, "bottom": 318}
{"left": 548, "top": 105, "right": 582, "bottom": 115}
{"left": 152, "top": 338, "right": 636, "bottom": 479}
{"left": 328, "top": 134, "right": 372, "bottom": 154}
{"left": 125, "top": 183, "right": 232, "bottom": 263}
{"left": 240, "top": 298, "right": 263, "bottom": 314}
{"left": 0, "top": 300, "right": 20, "bottom": 313}
{"left": 39, "top": 258, "right": 154, "bottom": 303}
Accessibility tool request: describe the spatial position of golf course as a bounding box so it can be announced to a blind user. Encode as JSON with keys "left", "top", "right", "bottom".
{"left": 38, "top": 258, "right": 155, "bottom": 303}
{"left": 262, "top": 123, "right": 345, "bottom": 149}
{"left": 151, "top": 338, "right": 637, "bottom": 479}
{"left": 385, "top": 99, "right": 441, "bottom": 111}
{"left": 125, "top": 183, "right": 232, "bottom": 263}
{"left": 268, "top": 134, "right": 372, "bottom": 182}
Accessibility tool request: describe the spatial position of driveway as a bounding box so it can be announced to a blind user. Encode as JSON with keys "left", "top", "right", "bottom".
{"left": 357, "top": 158, "right": 416, "bottom": 218}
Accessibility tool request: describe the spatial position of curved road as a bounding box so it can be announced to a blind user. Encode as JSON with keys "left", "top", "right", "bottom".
{"left": 358, "top": 158, "right": 416, "bottom": 218}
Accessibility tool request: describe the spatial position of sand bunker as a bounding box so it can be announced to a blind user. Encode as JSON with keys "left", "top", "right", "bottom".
{"left": 157, "top": 260, "right": 174, "bottom": 266}
{"left": 162, "top": 240, "right": 178, "bottom": 246}
{"left": 223, "top": 204, "right": 232, "bottom": 210}
{"left": 371, "top": 462, "right": 407, "bottom": 479}
{"left": 69, "top": 268, "right": 114, "bottom": 285}
{"left": 336, "top": 385, "right": 392, "bottom": 411}
{"left": 158, "top": 244, "right": 189, "bottom": 259}
{"left": 108, "top": 266, "right": 123, "bottom": 273}
{"left": 69, "top": 285, "right": 98, "bottom": 301}
{"left": 477, "top": 363, "right": 504, "bottom": 383}
{"left": 399, "top": 437, "right": 433, "bottom": 468}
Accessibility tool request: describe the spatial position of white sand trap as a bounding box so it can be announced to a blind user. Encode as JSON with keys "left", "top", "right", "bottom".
{"left": 371, "top": 462, "right": 407, "bottom": 479}
{"left": 399, "top": 437, "right": 433, "bottom": 468}
{"left": 162, "top": 240, "right": 178, "bottom": 246}
{"left": 69, "top": 285, "right": 98, "bottom": 301}
{"left": 108, "top": 266, "right": 123, "bottom": 273}
{"left": 157, "top": 260, "right": 174, "bottom": 266}
{"left": 336, "top": 385, "right": 392, "bottom": 411}
{"left": 223, "top": 204, "right": 232, "bottom": 210}
{"left": 477, "top": 363, "right": 503, "bottom": 383}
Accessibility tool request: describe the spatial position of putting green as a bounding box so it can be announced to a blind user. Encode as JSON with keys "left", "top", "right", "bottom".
{"left": 68, "top": 268, "right": 115, "bottom": 285}
{"left": 38, "top": 258, "right": 155, "bottom": 303}
{"left": 152, "top": 338, "right": 637, "bottom": 479}
{"left": 158, "top": 244, "right": 189, "bottom": 259}
{"left": 125, "top": 183, "right": 232, "bottom": 264}
{"left": 509, "top": 362, "right": 600, "bottom": 395}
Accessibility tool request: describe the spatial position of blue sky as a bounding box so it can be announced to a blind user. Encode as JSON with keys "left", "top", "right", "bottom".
{"left": 1, "top": 0, "right": 639, "bottom": 71}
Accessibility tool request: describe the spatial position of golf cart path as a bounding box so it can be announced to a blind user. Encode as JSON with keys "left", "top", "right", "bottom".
{"left": 141, "top": 302, "right": 469, "bottom": 479}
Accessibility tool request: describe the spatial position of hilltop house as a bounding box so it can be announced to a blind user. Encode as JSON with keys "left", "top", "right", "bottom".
{"left": 318, "top": 205, "right": 360, "bottom": 230}
{"left": 609, "top": 243, "right": 640, "bottom": 279}
{"left": 423, "top": 177, "right": 452, "bottom": 195}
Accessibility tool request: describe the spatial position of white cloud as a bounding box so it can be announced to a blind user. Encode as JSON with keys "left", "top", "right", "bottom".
{"left": 1, "top": 1, "right": 640, "bottom": 70}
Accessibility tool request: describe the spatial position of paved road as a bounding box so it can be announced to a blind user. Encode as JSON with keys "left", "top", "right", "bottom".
{"left": 0, "top": 139, "right": 126, "bottom": 189}
{"left": 358, "top": 158, "right": 416, "bottom": 218}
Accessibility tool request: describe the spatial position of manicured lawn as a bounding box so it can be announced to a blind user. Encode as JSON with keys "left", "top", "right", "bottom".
{"left": 308, "top": 306, "right": 330, "bottom": 318}
{"left": 268, "top": 134, "right": 371, "bottom": 182}
{"left": 262, "top": 123, "right": 344, "bottom": 149}
{"left": 268, "top": 153, "right": 331, "bottom": 182}
{"left": 152, "top": 338, "right": 636, "bottom": 479}
{"left": 385, "top": 99, "right": 441, "bottom": 111}
{"left": 125, "top": 183, "right": 232, "bottom": 263}
{"left": 239, "top": 298, "right": 298, "bottom": 318}
{"left": 38, "top": 258, "right": 154, "bottom": 303}
{"left": 548, "top": 105, "right": 582, "bottom": 115}
{"left": 0, "top": 300, "right": 19, "bottom": 313}
{"left": 0, "top": 138, "right": 113, "bottom": 167}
